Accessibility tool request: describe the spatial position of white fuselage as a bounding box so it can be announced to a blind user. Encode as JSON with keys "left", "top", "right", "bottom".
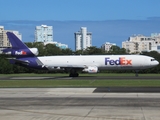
{"left": 37, "top": 55, "right": 159, "bottom": 70}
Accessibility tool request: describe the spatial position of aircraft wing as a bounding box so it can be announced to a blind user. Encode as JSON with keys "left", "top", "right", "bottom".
{"left": 43, "top": 64, "right": 85, "bottom": 70}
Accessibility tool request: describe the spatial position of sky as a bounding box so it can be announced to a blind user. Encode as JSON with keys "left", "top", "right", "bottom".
{"left": 0, "top": 0, "right": 160, "bottom": 50}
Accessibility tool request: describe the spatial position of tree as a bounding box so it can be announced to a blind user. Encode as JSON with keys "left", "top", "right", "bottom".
{"left": 61, "top": 48, "right": 73, "bottom": 55}
{"left": 45, "top": 44, "right": 62, "bottom": 55}
{"left": 25, "top": 42, "right": 46, "bottom": 56}
{"left": 83, "top": 46, "right": 104, "bottom": 55}
{"left": 0, "top": 55, "right": 14, "bottom": 73}
{"left": 74, "top": 50, "right": 84, "bottom": 55}
{"left": 108, "top": 45, "right": 127, "bottom": 54}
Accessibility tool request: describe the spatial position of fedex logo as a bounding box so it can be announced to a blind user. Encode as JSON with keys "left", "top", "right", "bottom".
{"left": 15, "top": 51, "right": 27, "bottom": 55}
{"left": 105, "top": 57, "right": 132, "bottom": 66}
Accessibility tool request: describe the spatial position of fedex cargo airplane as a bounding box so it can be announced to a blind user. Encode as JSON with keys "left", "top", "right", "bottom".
{"left": 3, "top": 32, "right": 159, "bottom": 77}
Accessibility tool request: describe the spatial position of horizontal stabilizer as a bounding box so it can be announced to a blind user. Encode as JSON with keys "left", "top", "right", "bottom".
{"left": 1, "top": 48, "right": 12, "bottom": 52}
{"left": 9, "top": 59, "right": 29, "bottom": 66}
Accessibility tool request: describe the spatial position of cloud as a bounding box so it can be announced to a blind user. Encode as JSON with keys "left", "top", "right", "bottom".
{"left": 1, "top": 19, "right": 160, "bottom": 50}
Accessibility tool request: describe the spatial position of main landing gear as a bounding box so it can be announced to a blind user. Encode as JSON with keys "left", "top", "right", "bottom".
{"left": 69, "top": 69, "right": 79, "bottom": 77}
{"left": 135, "top": 70, "right": 139, "bottom": 77}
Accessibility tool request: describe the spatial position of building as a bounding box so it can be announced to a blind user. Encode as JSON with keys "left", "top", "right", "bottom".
{"left": 0, "top": 26, "right": 8, "bottom": 47}
{"left": 35, "top": 25, "right": 68, "bottom": 49}
{"left": 44, "top": 41, "right": 68, "bottom": 49}
{"left": 122, "top": 34, "right": 160, "bottom": 53}
{"left": 101, "top": 42, "right": 116, "bottom": 52}
{"left": 35, "top": 25, "right": 53, "bottom": 42}
{"left": 0, "top": 26, "right": 22, "bottom": 53}
{"left": 74, "top": 27, "right": 92, "bottom": 51}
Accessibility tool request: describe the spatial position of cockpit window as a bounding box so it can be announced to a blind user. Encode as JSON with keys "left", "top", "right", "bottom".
{"left": 151, "top": 59, "right": 155, "bottom": 61}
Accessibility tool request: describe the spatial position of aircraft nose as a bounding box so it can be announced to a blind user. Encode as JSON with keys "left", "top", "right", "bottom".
{"left": 152, "top": 60, "right": 159, "bottom": 66}
{"left": 155, "top": 61, "right": 159, "bottom": 66}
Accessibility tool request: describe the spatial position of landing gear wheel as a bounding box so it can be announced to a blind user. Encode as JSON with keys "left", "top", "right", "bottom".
{"left": 75, "top": 73, "right": 79, "bottom": 77}
{"left": 135, "top": 70, "right": 139, "bottom": 77}
{"left": 69, "top": 73, "right": 72, "bottom": 77}
{"left": 69, "top": 73, "right": 79, "bottom": 77}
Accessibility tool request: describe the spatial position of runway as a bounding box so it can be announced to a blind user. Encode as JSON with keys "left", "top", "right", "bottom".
{"left": 0, "top": 88, "right": 160, "bottom": 120}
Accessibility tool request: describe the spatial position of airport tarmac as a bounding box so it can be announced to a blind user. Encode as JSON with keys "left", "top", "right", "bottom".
{"left": 0, "top": 88, "right": 160, "bottom": 120}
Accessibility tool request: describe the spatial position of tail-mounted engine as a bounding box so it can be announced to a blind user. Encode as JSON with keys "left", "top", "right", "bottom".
{"left": 2, "top": 48, "right": 39, "bottom": 57}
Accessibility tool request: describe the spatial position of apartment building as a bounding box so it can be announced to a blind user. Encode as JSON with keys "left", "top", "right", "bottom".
{"left": 35, "top": 25, "right": 53, "bottom": 42}
{"left": 74, "top": 27, "right": 92, "bottom": 51}
{"left": 0, "top": 26, "right": 22, "bottom": 53}
{"left": 101, "top": 42, "right": 116, "bottom": 52}
{"left": 0, "top": 26, "right": 8, "bottom": 47}
{"left": 35, "top": 25, "right": 68, "bottom": 49}
{"left": 122, "top": 34, "right": 160, "bottom": 53}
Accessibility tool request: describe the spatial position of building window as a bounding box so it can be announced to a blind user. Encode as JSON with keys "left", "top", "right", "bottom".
{"left": 135, "top": 43, "right": 139, "bottom": 50}
{"left": 149, "top": 42, "right": 151, "bottom": 50}
{"left": 157, "top": 46, "right": 160, "bottom": 50}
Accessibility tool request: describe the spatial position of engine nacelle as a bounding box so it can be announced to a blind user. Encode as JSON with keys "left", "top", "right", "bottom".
{"left": 29, "top": 48, "right": 39, "bottom": 56}
{"left": 2, "top": 48, "right": 39, "bottom": 56}
{"left": 83, "top": 66, "right": 98, "bottom": 73}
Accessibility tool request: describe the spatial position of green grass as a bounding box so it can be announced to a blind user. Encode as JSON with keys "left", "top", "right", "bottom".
{"left": 0, "top": 73, "right": 160, "bottom": 77}
{"left": 0, "top": 80, "right": 160, "bottom": 88}
{"left": 0, "top": 73, "right": 160, "bottom": 88}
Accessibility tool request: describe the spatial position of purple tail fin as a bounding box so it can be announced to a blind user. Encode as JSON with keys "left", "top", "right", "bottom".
{"left": 2, "top": 32, "right": 35, "bottom": 57}
{"left": 6, "top": 32, "right": 29, "bottom": 49}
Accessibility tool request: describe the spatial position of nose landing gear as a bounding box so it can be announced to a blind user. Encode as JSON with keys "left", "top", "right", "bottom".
{"left": 135, "top": 70, "right": 139, "bottom": 77}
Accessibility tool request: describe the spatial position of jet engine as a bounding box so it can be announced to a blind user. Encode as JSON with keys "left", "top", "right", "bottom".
{"left": 2, "top": 48, "right": 39, "bottom": 56}
{"left": 82, "top": 66, "right": 98, "bottom": 73}
{"left": 29, "top": 48, "right": 39, "bottom": 56}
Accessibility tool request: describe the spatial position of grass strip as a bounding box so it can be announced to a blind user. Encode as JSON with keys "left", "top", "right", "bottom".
{"left": 0, "top": 80, "right": 160, "bottom": 88}
{"left": 0, "top": 73, "right": 160, "bottom": 77}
